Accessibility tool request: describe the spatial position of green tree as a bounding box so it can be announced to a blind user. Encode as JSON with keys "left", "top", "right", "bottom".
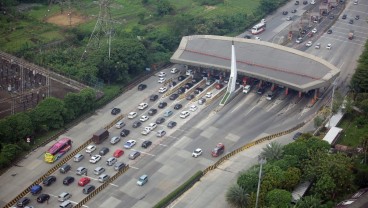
{"left": 237, "top": 166, "right": 259, "bottom": 192}
{"left": 295, "top": 195, "right": 321, "bottom": 208}
{"left": 156, "top": 0, "right": 175, "bottom": 16}
{"left": 260, "top": 141, "right": 283, "bottom": 161}
{"left": 0, "top": 112, "right": 34, "bottom": 143}
{"left": 31, "top": 97, "right": 66, "bottom": 131}
{"left": 272, "top": 155, "right": 299, "bottom": 170}
{"left": 64, "top": 92, "right": 83, "bottom": 121}
{"left": 313, "top": 174, "right": 336, "bottom": 199}
{"left": 282, "top": 167, "right": 301, "bottom": 191}
{"left": 226, "top": 184, "right": 249, "bottom": 208}
{"left": 314, "top": 115, "right": 324, "bottom": 128}
{"left": 262, "top": 164, "right": 285, "bottom": 191}
{"left": 0, "top": 143, "right": 21, "bottom": 161}
{"left": 304, "top": 137, "right": 330, "bottom": 154}
{"left": 265, "top": 189, "right": 291, "bottom": 208}
{"left": 283, "top": 141, "right": 309, "bottom": 162}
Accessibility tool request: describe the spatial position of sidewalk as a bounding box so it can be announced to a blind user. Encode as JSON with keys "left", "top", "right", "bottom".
{"left": 169, "top": 121, "right": 315, "bottom": 208}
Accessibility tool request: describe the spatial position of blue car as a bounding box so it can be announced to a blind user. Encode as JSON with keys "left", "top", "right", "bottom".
{"left": 124, "top": 140, "right": 136, "bottom": 149}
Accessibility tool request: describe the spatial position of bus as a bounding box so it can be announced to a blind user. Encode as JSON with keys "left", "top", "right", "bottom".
{"left": 44, "top": 138, "right": 72, "bottom": 163}
{"left": 251, "top": 19, "right": 266, "bottom": 35}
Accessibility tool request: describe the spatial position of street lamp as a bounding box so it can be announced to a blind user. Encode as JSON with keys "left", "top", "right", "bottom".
{"left": 255, "top": 156, "right": 266, "bottom": 208}
{"left": 328, "top": 79, "right": 338, "bottom": 128}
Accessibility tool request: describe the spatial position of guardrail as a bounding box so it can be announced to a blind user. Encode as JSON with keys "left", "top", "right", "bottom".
{"left": 3, "top": 114, "right": 124, "bottom": 208}
{"left": 163, "top": 76, "right": 192, "bottom": 98}
{"left": 192, "top": 82, "right": 216, "bottom": 103}
{"left": 205, "top": 87, "right": 227, "bottom": 107}
{"left": 178, "top": 79, "right": 206, "bottom": 101}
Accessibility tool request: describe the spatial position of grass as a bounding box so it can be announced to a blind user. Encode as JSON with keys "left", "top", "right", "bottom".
{"left": 337, "top": 115, "right": 368, "bottom": 147}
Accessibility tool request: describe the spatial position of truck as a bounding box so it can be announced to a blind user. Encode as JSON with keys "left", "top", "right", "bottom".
{"left": 348, "top": 31, "right": 354, "bottom": 40}
{"left": 92, "top": 129, "right": 109, "bottom": 144}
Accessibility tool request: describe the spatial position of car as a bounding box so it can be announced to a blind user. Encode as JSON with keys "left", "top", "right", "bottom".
{"left": 114, "top": 162, "right": 127, "bottom": 171}
{"left": 141, "top": 129, "right": 151, "bottom": 135}
{"left": 60, "top": 164, "right": 71, "bottom": 174}
{"left": 156, "top": 117, "right": 166, "bottom": 124}
{"left": 110, "top": 136, "right": 121, "bottom": 145}
{"left": 211, "top": 143, "right": 225, "bottom": 157}
{"left": 148, "top": 122, "right": 157, "bottom": 130}
{"left": 159, "top": 87, "right": 168, "bottom": 93}
{"left": 137, "top": 84, "right": 147, "bottom": 91}
{"left": 89, "top": 155, "right": 102, "bottom": 164}
{"left": 17, "top": 197, "right": 31, "bottom": 207}
{"left": 63, "top": 176, "right": 75, "bottom": 186}
{"left": 148, "top": 108, "right": 158, "bottom": 116}
{"left": 293, "top": 132, "right": 303, "bottom": 140}
{"left": 167, "top": 121, "right": 177, "bottom": 129}
{"left": 30, "top": 185, "right": 42, "bottom": 195}
{"left": 349, "top": 19, "right": 354, "bottom": 24}
{"left": 195, "top": 87, "right": 203, "bottom": 94}
{"left": 177, "top": 87, "right": 186, "bottom": 94}
{"left": 111, "top": 107, "right": 121, "bottom": 115}
{"left": 73, "top": 153, "right": 84, "bottom": 162}
{"left": 186, "top": 94, "right": 195, "bottom": 100}
{"left": 115, "top": 120, "right": 125, "bottom": 129}
{"left": 94, "top": 167, "right": 106, "bottom": 175}
{"left": 303, "top": 0, "right": 307, "bottom": 4}
{"left": 189, "top": 105, "right": 198, "bottom": 112}
{"left": 206, "top": 92, "right": 213, "bottom": 98}
{"left": 132, "top": 121, "right": 142, "bottom": 128}
{"left": 327, "top": 29, "right": 332, "bottom": 34}
{"left": 311, "top": 28, "right": 317, "bottom": 33}
{"left": 158, "top": 71, "right": 166, "bottom": 77}
{"left": 112, "top": 149, "right": 123, "bottom": 158}
{"left": 180, "top": 111, "right": 190, "bottom": 119}
{"left": 158, "top": 102, "right": 167, "bottom": 109}
{"left": 255, "top": 36, "right": 261, "bottom": 41}
{"left": 305, "top": 41, "right": 312, "bottom": 47}
{"left": 184, "top": 83, "right": 193, "bottom": 89}
{"left": 178, "top": 75, "right": 186, "bottom": 81}
{"left": 140, "top": 115, "right": 149, "bottom": 122}
{"left": 86, "top": 144, "right": 96, "bottom": 153}
{"left": 342, "top": 14, "right": 347, "bottom": 19}
{"left": 106, "top": 157, "right": 117, "bottom": 166}
{"left": 83, "top": 185, "right": 95, "bottom": 194}
{"left": 138, "top": 102, "right": 148, "bottom": 110}
{"left": 76, "top": 167, "right": 87, "bottom": 175}
{"left": 171, "top": 68, "right": 178, "bottom": 73}
{"left": 78, "top": 177, "right": 90, "bottom": 186}
{"left": 291, "top": 9, "right": 297, "bottom": 13}
{"left": 329, "top": 15, "right": 334, "bottom": 19}
{"left": 266, "top": 92, "right": 274, "bottom": 101}
{"left": 156, "top": 130, "right": 166, "bottom": 137}
{"left": 296, "top": 37, "right": 303, "bottom": 44}
{"left": 354, "top": 0, "right": 358, "bottom": 4}
{"left": 257, "top": 87, "right": 265, "bottom": 95}
{"left": 174, "top": 104, "right": 182, "bottom": 110}
{"left": 128, "top": 112, "right": 138, "bottom": 119}
{"left": 282, "top": 11, "right": 288, "bottom": 15}
{"left": 142, "top": 140, "right": 152, "bottom": 148}
{"left": 192, "top": 148, "right": 203, "bottom": 158}
{"left": 129, "top": 151, "right": 141, "bottom": 160}
{"left": 99, "top": 147, "right": 109, "bottom": 156}
{"left": 124, "top": 140, "right": 136, "bottom": 149}
{"left": 244, "top": 34, "right": 251, "bottom": 39}
{"left": 164, "top": 110, "right": 173, "bottom": 117}
{"left": 315, "top": 43, "right": 321, "bottom": 49}
{"left": 169, "top": 93, "right": 179, "bottom": 100}
{"left": 120, "top": 129, "right": 130, "bottom": 137}
{"left": 150, "top": 94, "right": 158, "bottom": 101}
{"left": 286, "top": 16, "right": 292, "bottom": 21}
{"left": 158, "top": 77, "right": 166, "bottom": 83}
{"left": 355, "top": 15, "right": 360, "bottom": 20}
{"left": 295, "top": 0, "right": 299, "bottom": 5}
{"left": 137, "top": 175, "right": 148, "bottom": 186}
{"left": 42, "top": 175, "right": 56, "bottom": 186}
{"left": 37, "top": 193, "right": 50, "bottom": 203}
{"left": 326, "top": 43, "right": 332, "bottom": 50}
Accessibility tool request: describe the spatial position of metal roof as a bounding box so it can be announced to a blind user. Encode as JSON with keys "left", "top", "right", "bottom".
{"left": 170, "top": 35, "right": 340, "bottom": 92}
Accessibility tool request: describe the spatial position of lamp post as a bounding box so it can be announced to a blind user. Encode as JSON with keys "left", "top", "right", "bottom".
{"left": 255, "top": 156, "right": 266, "bottom": 208}
{"left": 328, "top": 79, "right": 338, "bottom": 128}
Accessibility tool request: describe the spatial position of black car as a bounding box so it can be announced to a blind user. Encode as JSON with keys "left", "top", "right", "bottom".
{"left": 185, "top": 83, "right": 193, "bottom": 89}
{"left": 43, "top": 175, "right": 56, "bottom": 186}
{"left": 63, "top": 176, "right": 75, "bottom": 185}
{"left": 132, "top": 121, "right": 142, "bottom": 128}
{"left": 37, "top": 193, "right": 50, "bottom": 203}
{"left": 167, "top": 121, "right": 177, "bottom": 129}
{"left": 158, "top": 102, "right": 167, "bottom": 109}
{"left": 148, "top": 108, "right": 158, "bottom": 116}
{"left": 282, "top": 11, "right": 288, "bottom": 15}
{"left": 295, "top": 0, "right": 299, "bottom": 5}
{"left": 293, "top": 132, "right": 303, "bottom": 140}
{"left": 355, "top": 15, "right": 360, "bottom": 20}
{"left": 141, "top": 140, "right": 152, "bottom": 148}
{"left": 178, "top": 75, "right": 186, "bottom": 81}
{"left": 291, "top": 9, "right": 297, "bottom": 13}
{"left": 194, "top": 87, "right": 203, "bottom": 94}
{"left": 99, "top": 147, "right": 109, "bottom": 156}
{"left": 177, "top": 87, "right": 186, "bottom": 94}
{"left": 111, "top": 108, "right": 121, "bottom": 115}
{"left": 342, "top": 14, "right": 347, "bottom": 19}
{"left": 150, "top": 94, "right": 158, "bottom": 101}
{"left": 244, "top": 35, "right": 251, "bottom": 39}
{"left": 303, "top": 0, "right": 307, "bottom": 4}
{"left": 257, "top": 87, "right": 265, "bottom": 95}
{"left": 120, "top": 129, "right": 130, "bottom": 137}
{"left": 138, "top": 84, "right": 147, "bottom": 91}
{"left": 17, "top": 197, "right": 30, "bottom": 207}
{"left": 156, "top": 117, "right": 166, "bottom": 124}
{"left": 329, "top": 15, "right": 334, "bottom": 19}
{"left": 169, "top": 93, "right": 179, "bottom": 100}
{"left": 349, "top": 19, "right": 354, "bottom": 24}
{"left": 186, "top": 94, "right": 195, "bottom": 100}
{"left": 174, "top": 104, "right": 182, "bottom": 110}
{"left": 327, "top": 29, "right": 332, "bottom": 34}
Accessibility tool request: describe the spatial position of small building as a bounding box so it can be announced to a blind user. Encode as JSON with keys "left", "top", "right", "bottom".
{"left": 323, "top": 127, "right": 343, "bottom": 145}
{"left": 291, "top": 181, "right": 312, "bottom": 203}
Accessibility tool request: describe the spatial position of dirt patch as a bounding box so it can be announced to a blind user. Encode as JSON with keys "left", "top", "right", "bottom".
{"left": 46, "top": 12, "right": 88, "bottom": 27}
{"left": 204, "top": 5, "right": 216, "bottom": 11}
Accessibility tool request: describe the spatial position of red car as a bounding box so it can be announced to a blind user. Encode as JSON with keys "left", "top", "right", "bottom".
{"left": 211, "top": 143, "right": 225, "bottom": 157}
{"left": 113, "top": 149, "right": 124, "bottom": 158}
{"left": 78, "top": 177, "right": 90, "bottom": 186}
{"left": 215, "top": 84, "right": 224, "bottom": 90}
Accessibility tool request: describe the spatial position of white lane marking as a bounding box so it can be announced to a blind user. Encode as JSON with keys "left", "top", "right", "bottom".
{"left": 49, "top": 193, "right": 58, "bottom": 198}
{"left": 87, "top": 176, "right": 99, "bottom": 181}
{"left": 159, "top": 143, "right": 168, "bottom": 147}
{"left": 129, "top": 166, "right": 139, "bottom": 169}
{"left": 131, "top": 149, "right": 156, "bottom": 157}
{"left": 109, "top": 183, "right": 119, "bottom": 187}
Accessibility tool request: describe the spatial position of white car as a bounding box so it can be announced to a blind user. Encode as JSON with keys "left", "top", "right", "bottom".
{"left": 138, "top": 103, "right": 148, "bottom": 110}
{"left": 148, "top": 123, "right": 157, "bottom": 130}
{"left": 312, "top": 28, "right": 317, "bottom": 33}
{"left": 140, "top": 115, "right": 149, "bottom": 122}
{"left": 305, "top": 41, "right": 312, "bottom": 47}
{"left": 89, "top": 155, "right": 102, "bottom": 164}
{"left": 180, "top": 111, "right": 190, "bottom": 119}
{"left": 86, "top": 145, "right": 96, "bottom": 153}
{"left": 128, "top": 112, "right": 137, "bottom": 119}
{"left": 192, "top": 148, "right": 203, "bottom": 158}
{"left": 206, "top": 92, "right": 212, "bottom": 98}
{"left": 326, "top": 43, "right": 332, "bottom": 50}
{"left": 141, "top": 129, "right": 151, "bottom": 135}
{"left": 315, "top": 43, "right": 321, "bottom": 49}
{"left": 189, "top": 105, "right": 198, "bottom": 112}
{"left": 158, "top": 77, "right": 166, "bottom": 83}
{"left": 159, "top": 87, "right": 168, "bottom": 93}
{"left": 286, "top": 16, "right": 292, "bottom": 21}
{"left": 115, "top": 120, "right": 125, "bottom": 129}
{"left": 255, "top": 36, "right": 261, "bottom": 41}
{"left": 158, "top": 72, "right": 166, "bottom": 77}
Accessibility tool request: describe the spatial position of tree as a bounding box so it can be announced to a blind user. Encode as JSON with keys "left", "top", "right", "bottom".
{"left": 282, "top": 167, "right": 301, "bottom": 191}
{"left": 313, "top": 174, "right": 336, "bottom": 199}
{"left": 272, "top": 155, "right": 299, "bottom": 170}
{"left": 265, "top": 189, "right": 291, "bottom": 208}
{"left": 361, "top": 136, "right": 368, "bottom": 164}
{"left": 283, "top": 141, "right": 309, "bottom": 162}
{"left": 295, "top": 195, "right": 322, "bottom": 208}
{"left": 237, "top": 166, "right": 259, "bottom": 193}
{"left": 262, "top": 164, "right": 285, "bottom": 191}
{"left": 226, "top": 184, "right": 249, "bottom": 208}
{"left": 304, "top": 137, "right": 330, "bottom": 154}
{"left": 0, "top": 143, "right": 21, "bottom": 162}
{"left": 260, "top": 141, "right": 283, "bottom": 161}
{"left": 156, "top": 0, "right": 175, "bottom": 16}
{"left": 314, "top": 115, "right": 324, "bottom": 128}
{"left": 31, "top": 97, "right": 66, "bottom": 131}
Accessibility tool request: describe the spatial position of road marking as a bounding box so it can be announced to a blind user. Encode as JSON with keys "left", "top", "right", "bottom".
{"left": 131, "top": 149, "right": 156, "bottom": 157}
{"left": 87, "top": 176, "right": 99, "bottom": 181}
{"left": 69, "top": 200, "right": 89, "bottom": 207}
{"left": 49, "top": 193, "right": 58, "bottom": 198}
{"left": 129, "top": 166, "right": 139, "bottom": 169}
{"left": 109, "top": 183, "right": 119, "bottom": 187}
{"left": 159, "top": 143, "right": 168, "bottom": 147}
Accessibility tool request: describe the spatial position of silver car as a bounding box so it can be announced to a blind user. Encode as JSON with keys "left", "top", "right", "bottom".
{"left": 129, "top": 151, "right": 140, "bottom": 160}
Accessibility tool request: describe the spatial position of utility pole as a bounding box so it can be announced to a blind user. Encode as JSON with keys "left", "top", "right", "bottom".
{"left": 328, "top": 79, "right": 338, "bottom": 128}
{"left": 255, "top": 157, "right": 266, "bottom": 208}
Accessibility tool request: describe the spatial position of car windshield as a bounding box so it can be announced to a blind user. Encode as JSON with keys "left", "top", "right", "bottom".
{"left": 194, "top": 150, "right": 201, "bottom": 153}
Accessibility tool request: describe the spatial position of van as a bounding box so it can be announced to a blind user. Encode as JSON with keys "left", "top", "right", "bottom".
{"left": 59, "top": 200, "right": 73, "bottom": 208}
{"left": 106, "top": 157, "right": 117, "bottom": 166}
{"left": 98, "top": 174, "right": 110, "bottom": 183}
{"left": 171, "top": 68, "right": 178, "bottom": 73}
{"left": 76, "top": 167, "right": 87, "bottom": 175}
{"left": 73, "top": 154, "right": 84, "bottom": 162}
{"left": 59, "top": 164, "right": 71, "bottom": 174}
{"left": 58, "top": 192, "right": 72, "bottom": 202}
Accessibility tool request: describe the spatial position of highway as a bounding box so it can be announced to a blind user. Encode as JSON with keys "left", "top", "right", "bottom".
{"left": 1, "top": 0, "right": 367, "bottom": 208}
